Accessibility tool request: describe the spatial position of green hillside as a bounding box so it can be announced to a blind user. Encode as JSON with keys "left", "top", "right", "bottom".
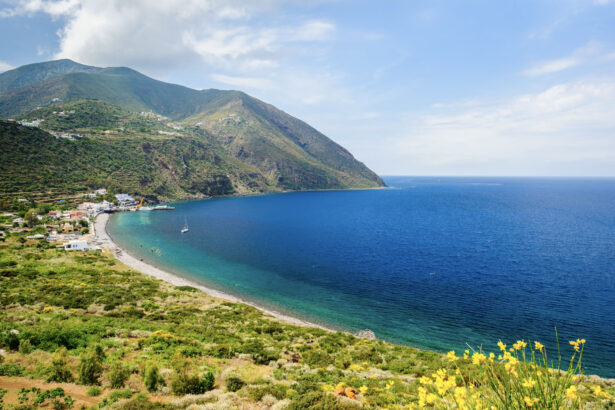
{"left": 0, "top": 59, "right": 101, "bottom": 93}
{"left": 0, "top": 60, "right": 384, "bottom": 201}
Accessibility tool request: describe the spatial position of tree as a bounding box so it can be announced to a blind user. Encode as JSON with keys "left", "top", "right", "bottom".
{"left": 47, "top": 347, "right": 74, "bottom": 383}
{"left": 109, "top": 362, "right": 130, "bottom": 389}
{"left": 77, "top": 347, "right": 104, "bottom": 385}
{"left": 143, "top": 363, "right": 165, "bottom": 392}
{"left": 24, "top": 209, "right": 38, "bottom": 227}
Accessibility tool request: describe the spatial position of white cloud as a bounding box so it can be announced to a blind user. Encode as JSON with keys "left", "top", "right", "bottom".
{"left": 523, "top": 57, "right": 580, "bottom": 76}
{"left": 0, "top": 60, "right": 14, "bottom": 72}
{"left": 523, "top": 41, "right": 612, "bottom": 77}
{"left": 0, "top": 0, "right": 335, "bottom": 76}
{"left": 369, "top": 79, "right": 615, "bottom": 175}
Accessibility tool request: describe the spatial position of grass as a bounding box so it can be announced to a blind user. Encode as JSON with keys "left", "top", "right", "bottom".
{"left": 0, "top": 235, "right": 614, "bottom": 408}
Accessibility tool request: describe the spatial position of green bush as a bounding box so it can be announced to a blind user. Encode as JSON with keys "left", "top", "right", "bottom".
{"left": 109, "top": 389, "right": 133, "bottom": 400}
{"left": 303, "top": 350, "right": 332, "bottom": 367}
{"left": 17, "top": 387, "right": 75, "bottom": 410}
{"left": 18, "top": 339, "right": 33, "bottom": 354}
{"left": 225, "top": 376, "right": 245, "bottom": 392}
{"left": 171, "top": 370, "right": 215, "bottom": 395}
{"left": 77, "top": 348, "right": 103, "bottom": 385}
{"left": 247, "top": 384, "right": 287, "bottom": 402}
{"left": 0, "top": 362, "right": 24, "bottom": 376}
{"left": 109, "top": 362, "right": 130, "bottom": 389}
{"left": 46, "top": 347, "right": 73, "bottom": 383}
{"left": 287, "top": 391, "right": 360, "bottom": 409}
{"left": 208, "top": 344, "right": 233, "bottom": 358}
{"left": 143, "top": 363, "right": 165, "bottom": 392}
{"left": 87, "top": 386, "right": 102, "bottom": 396}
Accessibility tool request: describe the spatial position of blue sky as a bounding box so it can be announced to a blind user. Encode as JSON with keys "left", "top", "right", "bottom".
{"left": 1, "top": 0, "right": 615, "bottom": 176}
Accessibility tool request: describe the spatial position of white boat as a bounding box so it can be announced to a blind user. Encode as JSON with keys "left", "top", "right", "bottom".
{"left": 181, "top": 217, "right": 189, "bottom": 233}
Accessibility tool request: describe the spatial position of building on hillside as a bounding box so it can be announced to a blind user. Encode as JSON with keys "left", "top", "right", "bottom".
{"left": 115, "top": 194, "right": 136, "bottom": 207}
{"left": 63, "top": 240, "right": 100, "bottom": 251}
{"left": 95, "top": 188, "right": 107, "bottom": 195}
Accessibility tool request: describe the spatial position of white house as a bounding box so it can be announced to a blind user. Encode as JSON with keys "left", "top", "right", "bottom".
{"left": 115, "top": 194, "right": 136, "bottom": 207}
{"left": 63, "top": 240, "right": 100, "bottom": 251}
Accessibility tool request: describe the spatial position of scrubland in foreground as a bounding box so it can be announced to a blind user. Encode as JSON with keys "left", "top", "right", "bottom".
{"left": 0, "top": 236, "right": 614, "bottom": 409}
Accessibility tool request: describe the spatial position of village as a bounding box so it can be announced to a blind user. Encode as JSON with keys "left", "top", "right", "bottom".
{"left": 0, "top": 190, "right": 173, "bottom": 252}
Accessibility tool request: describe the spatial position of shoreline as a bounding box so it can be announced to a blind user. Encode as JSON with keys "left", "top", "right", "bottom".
{"left": 93, "top": 213, "right": 334, "bottom": 332}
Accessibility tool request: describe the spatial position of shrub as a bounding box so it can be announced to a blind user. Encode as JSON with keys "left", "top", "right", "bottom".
{"left": 171, "top": 370, "right": 215, "bottom": 395}
{"left": 208, "top": 344, "right": 234, "bottom": 359}
{"left": 77, "top": 348, "right": 103, "bottom": 385}
{"left": 0, "top": 362, "right": 24, "bottom": 376}
{"left": 225, "top": 376, "right": 245, "bottom": 392}
{"left": 109, "top": 362, "right": 130, "bottom": 389}
{"left": 303, "top": 350, "right": 332, "bottom": 367}
{"left": 46, "top": 347, "right": 73, "bottom": 383}
{"left": 143, "top": 363, "right": 165, "bottom": 392}
{"left": 18, "top": 339, "right": 33, "bottom": 354}
{"left": 287, "top": 391, "right": 359, "bottom": 409}
{"left": 17, "top": 387, "right": 75, "bottom": 410}
{"left": 109, "top": 389, "right": 133, "bottom": 400}
{"left": 87, "top": 386, "right": 102, "bottom": 396}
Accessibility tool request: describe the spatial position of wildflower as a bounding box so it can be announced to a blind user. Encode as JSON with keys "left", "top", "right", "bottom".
{"left": 446, "top": 350, "right": 458, "bottom": 361}
{"left": 522, "top": 378, "right": 537, "bottom": 389}
{"left": 591, "top": 385, "right": 611, "bottom": 399}
{"left": 524, "top": 396, "right": 539, "bottom": 407}
{"left": 565, "top": 385, "right": 578, "bottom": 400}
{"left": 569, "top": 338, "right": 586, "bottom": 352}
{"left": 534, "top": 341, "right": 544, "bottom": 351}
{"left": 419, "top": 376, "right": 432, "bottom": 385}
{"left": 359, "top": 385, "right": 368, "bottom": 395}
{"left": 472, "top": 352, "right": 487, "bottom": 366}
{"left": 385, "top": 381, "right": 394, "bottom": 390}
{"left": 497, "top": 340, "right": 506, "bottom": 351}
{"left": 513, "top": 340, "right": 527, "bottom": 350}
{"left": 488, "top": 352, "right": 495, "bottom": 362}
{"left": 463, "top": 349, "right": 470, "bottom": 359}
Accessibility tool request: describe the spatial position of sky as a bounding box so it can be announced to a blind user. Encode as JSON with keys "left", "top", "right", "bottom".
{"left": 1, "top": 0, "right": 615, "bottom": 176}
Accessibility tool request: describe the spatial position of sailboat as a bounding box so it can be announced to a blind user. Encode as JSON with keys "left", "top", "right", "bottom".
{"left": 180, "top": 217, "right": 189, "bottom": 233}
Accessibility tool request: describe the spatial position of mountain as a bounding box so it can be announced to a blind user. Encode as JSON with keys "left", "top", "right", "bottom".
{"left": 0, "top": 59, "right": 384, "bottom": 201}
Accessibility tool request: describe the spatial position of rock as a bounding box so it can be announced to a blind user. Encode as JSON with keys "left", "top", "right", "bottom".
{"left": 355, "top": 329, "right": 376, "bottom": 340}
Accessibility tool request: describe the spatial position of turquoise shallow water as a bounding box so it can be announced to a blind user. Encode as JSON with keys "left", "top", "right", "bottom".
{"left": 107, "top": 177, "right": 615, "bottom": 377}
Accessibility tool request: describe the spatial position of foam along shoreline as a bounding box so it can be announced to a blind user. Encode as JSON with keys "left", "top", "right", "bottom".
{"left": 93, "top": 212, "right": 331, "bottom": 331}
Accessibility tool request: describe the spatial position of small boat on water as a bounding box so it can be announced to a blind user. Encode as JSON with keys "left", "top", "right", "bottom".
{"left": 152, "top": 205, "right": 175, "bottom": 210}
{"left": 181, "top": 217, "right": 189, "bottom": 233}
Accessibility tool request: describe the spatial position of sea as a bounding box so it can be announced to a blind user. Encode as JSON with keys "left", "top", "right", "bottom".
{"left": 107, "top": 177, "right": 615, "bottom": 377}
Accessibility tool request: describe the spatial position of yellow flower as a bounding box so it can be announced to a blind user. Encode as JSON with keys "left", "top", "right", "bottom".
{"left": 497, "top": 341, "right": 506, "bottom": 351}
{"left": 522, "top": 378, "right": 537, "bottom": 389}
{"left": 359, "top": 385, "right": 368, "bottom": 395}
{"left": 472, "top": 352, "right": 487, "bottom": 366}
{"left": 591, "top": 385, "right": 611, "bottom": 399}
{"left": 446, "top": 350, "right": 458, "bottom": 361}
{"left": 419, "top": 376, "right": 432, "bottom": 386}
{"left": 534, "top": 341, "right": 544, "bottom": 351}
{"left": 524, "top": 396, "right": 539, "bottom": 407}
{"left": 488, "top": 352, "right": 495, "bottom": 362}
{"left": 565, "top": 385, "right": 578, "bottom": 400}
{"left": 463, "top": 349, "right": 470, "bottom": 359}
{"left": 426, "top": 393, "right": 437, "bottom": 405}
{"left": 513, "top": 340, "right": 527, "bottom": 350}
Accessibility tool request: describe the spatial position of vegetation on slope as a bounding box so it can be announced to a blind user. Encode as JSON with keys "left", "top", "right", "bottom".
{"left": 0, "top": 59, "right": 384, "bottom": 200}
{"left": 0, "top": 119, "right": 272, "bottom": 201}
{"left": 0, "top": 229, "right": 613, "bottom": 409}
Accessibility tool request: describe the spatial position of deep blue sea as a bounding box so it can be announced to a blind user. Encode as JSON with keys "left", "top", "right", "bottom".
{"left": 107, "top": 177, "right": 615, "bottom": 377}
